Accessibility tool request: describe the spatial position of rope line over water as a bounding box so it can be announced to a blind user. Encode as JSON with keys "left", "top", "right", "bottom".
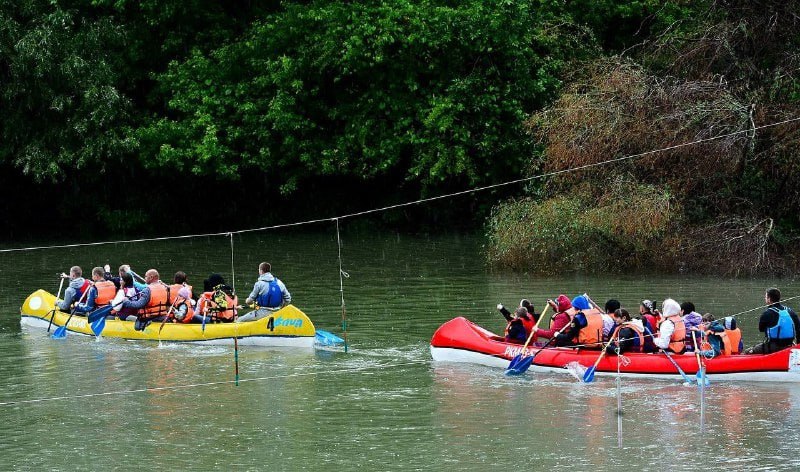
{"left": 2, "top": 116, "right": 798, "bottom": 254}
{"left": 0, "top": 359, "right": 428, "bottom": 408}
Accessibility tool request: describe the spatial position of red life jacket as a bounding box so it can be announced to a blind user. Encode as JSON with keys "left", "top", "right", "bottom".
{"left": 78, "top": 279, "right": 92, "bottom": 301}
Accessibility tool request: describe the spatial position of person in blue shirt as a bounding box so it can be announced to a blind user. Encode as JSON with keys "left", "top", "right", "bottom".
{"left": 238, "top": 262, "right": 291, "bottom": 322}
{"left": 745, "top": 287, "right": 800, "bottom": 354}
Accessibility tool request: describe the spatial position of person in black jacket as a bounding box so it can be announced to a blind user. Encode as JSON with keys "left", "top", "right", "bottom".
{"left": 745, "top": 287, "right": 800, "bottom": 354}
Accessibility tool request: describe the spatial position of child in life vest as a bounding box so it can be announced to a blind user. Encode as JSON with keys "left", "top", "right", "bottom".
{"left": 693, "top": 313, "right": 727, "bottom": 357}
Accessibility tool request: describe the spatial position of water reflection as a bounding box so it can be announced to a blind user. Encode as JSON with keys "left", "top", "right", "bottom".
{"left": 4, "top": 231, "right": 800, "bottom": 470}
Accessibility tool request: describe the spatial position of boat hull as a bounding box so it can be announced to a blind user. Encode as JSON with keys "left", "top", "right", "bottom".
{"left": 21, "top": 289, "right": 316, "bottom": 348}
{"left": 430, "top": 317, "right": 800, "bottom": 382}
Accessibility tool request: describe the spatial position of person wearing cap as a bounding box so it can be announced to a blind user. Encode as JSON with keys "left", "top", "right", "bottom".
{"left": 552, "top": 295, "right": 603, "bottom": 349}
{"left": 653, "top": 298, "right": 686, "bottom": 353}
{"left": 639, "top": 299, "right": 660, "bottom": 335}
{"left": 170, "top": 287, "right": 198, "bottom": 323}
{"left": 530, "top": 294, "right": 572, "bottom": 344}
{"left": 745, "top": 287, "right": 800, "bottom": 354}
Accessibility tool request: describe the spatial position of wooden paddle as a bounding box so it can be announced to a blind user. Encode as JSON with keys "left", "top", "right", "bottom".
{"left": 505, "top": 305, "right": 549, "bottom": 373}
{"left": 506, "top": 317, "right": 571, "bottom": 376}
{"left": 46, "top": 276, "right": 66, "bottom": 333}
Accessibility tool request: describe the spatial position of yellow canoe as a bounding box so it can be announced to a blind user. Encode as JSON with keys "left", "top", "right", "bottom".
{"left": 20, "top": 289, "right": 317, "bottom": 347}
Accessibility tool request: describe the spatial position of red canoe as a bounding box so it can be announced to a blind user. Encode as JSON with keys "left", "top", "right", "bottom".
{"left": 430, "top": 317, "right": 800, "bottom": 382}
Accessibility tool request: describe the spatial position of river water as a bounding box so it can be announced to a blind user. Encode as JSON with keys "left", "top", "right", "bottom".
{"left": 1, "top": 229, "right": 799, "bottom": 471}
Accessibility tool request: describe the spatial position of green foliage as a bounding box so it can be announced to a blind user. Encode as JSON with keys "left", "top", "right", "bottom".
{"left": 0, "top": 0, "right": 134, "bottom": 181}
{"left": 487, "top": 181, "right": 676, "bottom": 272}
{"left": 138, "top": 0, "right": 595, "bottom": 194}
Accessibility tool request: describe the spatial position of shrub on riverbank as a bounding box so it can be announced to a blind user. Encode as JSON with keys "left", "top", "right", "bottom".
{"left": 487, "top": 181, "right": 675, "bottom": 272}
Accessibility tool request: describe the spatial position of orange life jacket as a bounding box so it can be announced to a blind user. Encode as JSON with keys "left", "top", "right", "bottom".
{"left": 726, "top": 328, "right": 742, "bottom": 354}
{"left": 611, "top": 322, "right": 645, "bottom": 353}
{"left": 168, "top": 283, "right": 193, "bottom": 306}
{"left": 139, "top": 283, "right": 170, "bottom": 319}
{"left": 94, "top": 280, "right": 117, "bottom": 305}
{"left": 661, "top": 315, "right": 686, "bottom": 353}
{"left": 576, "top": 312, "right": 605, "bottom": 348}
{"left": 196, "top": 291, "right": 238, "bottom": 321}
{"left": 172, "top": 297, "right": 195, "bottom": 323}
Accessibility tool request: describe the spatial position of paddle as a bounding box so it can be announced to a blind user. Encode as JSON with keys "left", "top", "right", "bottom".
{"left": 158, "top": 297, "right": 181, "bottom": 335}
{"left": 692, "top": 328, "right": 710, "bottom": 386}
{"left": 505, "top": 305, "right": 549, "bottom": 375}
{"left": 582, "top": 335, "right": 617, "bottom": 382}
{"left": 52, "top": 283, "right": 91, "bottom": 339}
{"left": 46, "top": 275, "right": 67, "bottom": 333}
{"left": 661, "top": 349, "right": 694, "bottom": 384}
{"left": 505, "top": 318, "right": 571, "bottom": 376}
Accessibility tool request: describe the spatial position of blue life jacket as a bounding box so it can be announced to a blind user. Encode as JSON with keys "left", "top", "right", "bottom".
{"left": 256, "top": 280, "right": 283, "bottom": 308}
{"left": 767, "top": 306, "right": 796, "bottom": 341}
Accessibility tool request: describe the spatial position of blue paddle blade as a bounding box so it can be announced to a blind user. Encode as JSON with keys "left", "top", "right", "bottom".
{"left": 52, "top": 326, "right": 67, "bottom": 339}
{"left": 91, "top": 317, "right": 106, "bottom": 336}
{"left": 315, "top": 330, "right": 344, "bottom": 346}
{"left": 583, "top": 366, "right": 597, "bottom": 382}
{"left": 505, "top": 355, "right": 533, "bottom": 376}
{"left": 696, "top": 369, "right": 710, "bottom": 387}
{"left": 88, "top": 305, "right": 112, "bottom": 323}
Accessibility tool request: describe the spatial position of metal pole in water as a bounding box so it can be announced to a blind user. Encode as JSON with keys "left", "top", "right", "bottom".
{"left": 234, "top": 335, "right": 240, "bottom": 386}
{"left": 699, "top": 367, "right": 706, "bottom": 433}
{"left": 615, "top": 349, "right": 623, "bottom": 447}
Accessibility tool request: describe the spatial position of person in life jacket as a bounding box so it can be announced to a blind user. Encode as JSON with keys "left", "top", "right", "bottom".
{"left": 121, "top": 269, "right": 170, "bottom": 329}
{"left": 73, "top": 267, "right": 117, "bottom": 315}
{"left": 606, "top": 308, "right": 645, "bottom": 355}
{"left": 169, "top": 287, "right": 197, "bottom": 323}
{"left": 653, "top": 298, "right": 686, "bottom": 354}
{"left": 532, "top": 294, "right": 572, "bottom": 345}
{"left": 497, "top": 305, "right": 534, "bottom": 343}
{"left": 723, "top": 316, "right": 743, "bottom": 354}
{"left": 554, "top": 295, "right": 603, "bottom": 349}
{"left": 111, "top": 272, "right": 139, "bottom": 321}
{"left": 56, "top": 266, "right": 89, "bottom": 312}
{"left": 693, "top": 313, "right": 730, "bottom": 357}
{"left": 639, "top": 299, "right": 660, "bottom": 335}
{"left": 238, "top": 262, "right": 292, "bottom": 322}
{"left": 745, "top": 287, "right": 800, "bottom": 354}
{"left": 168, "top": 270, "right": 195, "bottom": 309}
